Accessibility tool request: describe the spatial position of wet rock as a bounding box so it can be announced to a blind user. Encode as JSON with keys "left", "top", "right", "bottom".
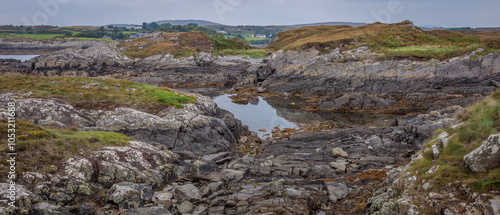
{"left": 174, "top": 184, "right": 201, "bottom": 202}
{"left": 178, "top": 201, "right": 194, "bottom": 214}
{"left": 464, "top": 133, "right": 500, "bottom": 173}
{"left": 324, "top": 182, "right": 349, "bottom": 203}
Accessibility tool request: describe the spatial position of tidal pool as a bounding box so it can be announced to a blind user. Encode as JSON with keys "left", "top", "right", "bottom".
{"left": 213, "top": 94, "right": 397, "bottom": 138}
{"left": 0, "top": 55, "right": 39, "bottom": 62}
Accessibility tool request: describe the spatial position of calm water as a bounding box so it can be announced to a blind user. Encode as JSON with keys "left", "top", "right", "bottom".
{"left": 0, "top": 55, "right": 39, "bottom": 62}
{"left": 213, "top": 94, "right": 397, "bottom": 138}
{"left": 213, "top": 95, "right": 298, "bottom": 138}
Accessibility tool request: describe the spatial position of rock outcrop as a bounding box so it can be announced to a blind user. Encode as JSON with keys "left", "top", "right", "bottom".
{"left": 464, "top": 133, "right": 500, "bottom": 173}
{"left": 0, "top": 92, "right": 241, "bottom": 156}
{"left": 254, "top": 48, "right": 500, "bottom": 113}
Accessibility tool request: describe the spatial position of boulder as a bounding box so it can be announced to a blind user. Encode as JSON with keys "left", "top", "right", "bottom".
{"left": 464, "top": 133, "right": 500, "bottom": 173}
{"left": 106, "top": 182, "right": 153, "bottom": 210}
{"left": 178, "top": 201, "right": 195, "bottom": 214}
{"left": 64, "top": 141, "right": 176, "bottom": 187}
{"left": 174, "top": 184, "right": 201, "bottom": 202}
{"left": 324, "top": 182, "right": 349, "bottom": 203}
{"left": 332, "top": 147, "right": 348, "bottom": 158}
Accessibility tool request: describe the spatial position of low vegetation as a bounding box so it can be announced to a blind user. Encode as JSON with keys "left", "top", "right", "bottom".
{"left": 267, "top": 21, "right": 500, "bottom": 60}
{"left": 0, "top": 74, "right": 196, "bottom": 114}
{"left": 120, "top": 31, "right": 251, "bottom": 59}
{"left": 409, "top": 91, "right": 500, "bottom": 193}
{"left": 0, "top": 120, "right": 132, "bottom": 175}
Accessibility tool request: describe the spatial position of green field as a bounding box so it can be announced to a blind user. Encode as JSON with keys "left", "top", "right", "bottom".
{"left": 9, "top": 33, "right": 65, "bottom": 39}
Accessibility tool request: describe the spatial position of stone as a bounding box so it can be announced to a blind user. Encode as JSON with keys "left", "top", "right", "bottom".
{"left": 257, "top": 87, "right": 266, "bottom": 93}
{"left": 422, "top": 182, "right": 431, "bottom": 190}
{"left": 464, "top": 133, "right": 500, "bottom": 172}
{"left": 425, "top": 165, "right": 440, "bottom": 175}
{"left": 120, "top": 207, "right": 172, "bottom": 215}
{"left": 429, "top": 192, "right": 445, "bottom": 200}
{"left": 487, "top": 197, "right": 500, "bottom": 215}
{"left": 324, "top": 182, "right": 349, "bottom": 203}
{"left": 174, "top": 184, "right": 201, "bottom": 202}
{"left": 222, "top": 169, "right": 245, "bottom": 182}
{"left": 329, "top": 161, "right": 347, "bottom": 173}
{"left": 332, "top": 147, "right": 348, "bottom": 158}
{"left": 154, "top": 192, "right": 173, "bottom": 201}
{"left": 106, "top": 182, "right": 153, "bottom": 210}
{"left": 190, "top": 160, "right": 228, "bottom": 181}
{"left": 432, "top": 145, "right": 441, "bottom": 160}
{"left": 178, "top": 201, "right": 194, "bottom": 214}
{"left": 201, "top": 152, "right": 231, "bottom": 162}
{"left": 33, "top": 202, "right": 59, "bottom": 215}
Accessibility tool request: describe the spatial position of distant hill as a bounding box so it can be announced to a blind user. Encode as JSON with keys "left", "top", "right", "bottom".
{"left": 289, "top": 22, "right": 367, "bottom": 28}
{"left": 154, "top": 20, "right": 222, "bottom": 26}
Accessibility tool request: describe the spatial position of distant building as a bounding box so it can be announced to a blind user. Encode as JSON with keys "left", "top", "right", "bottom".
{"left": 129, "top": 33, "right": 148, "bottom": 38}
{"left": 102, "top": 35, "right": 112, "bottom": 40}
{"left": 255, "top": 34, "right": 266, "bottom": 38}
{"left": 128, "top": 25, "right": 142, "bottom": 30}
{"left": 216, "top": 30, "right": 227, "bottom": 34}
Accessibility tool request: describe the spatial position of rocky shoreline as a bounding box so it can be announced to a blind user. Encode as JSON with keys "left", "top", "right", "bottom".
{"left": 1, "top": 39, "right": 499, "bottom": 214}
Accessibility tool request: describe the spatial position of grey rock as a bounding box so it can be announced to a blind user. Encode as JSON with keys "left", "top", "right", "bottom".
{"left": 464, "top": 133, "right": 500, "bottom": 172}
{"left": 174, "top": 184, "right": 201, "bottom": 202}
{"left": 178, "top": 201, "right": 194, "bottom": 214}
{"left": 324, "top": 182, "right": 349, "bottom": 203}
{"left": 189, "top": 160, "right": 228, "bottom": 181}
{"left": 106, "top": 182, "right": 153, "bottom": 210}
{"left": 121, "top": 207, "right": 172, "bottom": 215}
{"left": 154, "top": 192, "right": 173, "bottom": 201}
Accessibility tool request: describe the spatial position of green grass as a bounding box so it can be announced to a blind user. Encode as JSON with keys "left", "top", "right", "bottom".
{"left": 245, "top": 37, "right": 267, "bottom": 41}
{"left": 70, "top": 37, "right": 114, "bottom": 41}
{"left": 383, "top": 44, "right": 483, "bottom": 60}
{"left": 0, "top": 120, "right": 132, "bottom": 175}
{"left": 0, "top": 74, "right": 196, "bottom": 114}
{"left": 218, "top": 49, "right": 272, "bottom": 59}
{"left": 409, "top": 94, "right": 500, "bottom": 193}
{"left": 10, "top": 33, "right": 65, "bottom": 39}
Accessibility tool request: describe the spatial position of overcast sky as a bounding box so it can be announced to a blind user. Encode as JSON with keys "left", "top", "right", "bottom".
{"left": 1, "top": 0, "right": 499, "bottom": 27}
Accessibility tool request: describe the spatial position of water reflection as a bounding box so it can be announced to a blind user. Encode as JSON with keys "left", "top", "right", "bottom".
{"left": 0, "top": 55, "right": 39, "bottom": 62}
{"left": 213, "top": 95, "right": 298, "bottom": 138}
{"left": 213, "top": 94, "right": 396, "bottom": 138}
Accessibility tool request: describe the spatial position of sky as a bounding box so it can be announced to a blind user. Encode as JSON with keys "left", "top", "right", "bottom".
{"left": 1, "top": 0, "right": 499, "bottom": 27}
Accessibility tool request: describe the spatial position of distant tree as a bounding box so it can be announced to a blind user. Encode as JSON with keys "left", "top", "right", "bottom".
{"left": 236, "top": 33, "right": 244, "bottom": 40}
{"left": 64, "top": 32, "right": 73, "bottom": 37}
{"left": 142, "top": 22, "right": 148, "bottom": 31}
{"left": 150, "top": 22, "right": 160, "bottom": 30}
{"left": 188, "top": 23, "right": 199, "bottom": 27}
{"left": 160, "top": 23, "right": 172, "bottom": 29}
{"left": 220, "top": 27, "right": 224, "bottom": 30}
{"left": 107, "top": 25, "right": 114, "bottom": 29}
